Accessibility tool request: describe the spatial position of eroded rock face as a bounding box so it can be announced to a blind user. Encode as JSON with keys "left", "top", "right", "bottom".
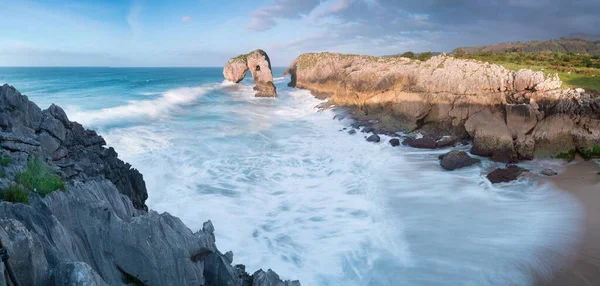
{"left": 287, "top": 53, "right": 600, "bottom": 160}
{"left": 223, "top": 50, "right": 277, "bottom": 97}
{"left": 0, "top": 84, "right": 299, "bottom": 286}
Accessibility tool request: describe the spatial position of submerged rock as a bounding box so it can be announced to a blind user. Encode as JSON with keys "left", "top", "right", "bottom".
{"left": 439, "top": 150, "right": 481, "bottom": 171}
{"left": 541, "top": 168, "right": 558, "bottom": 176}
{"left": 366, "top": 134, "right": 381, "bottom": 143}
{"left": 487, "top": 165, "right": 528, "bottom": 183}
{"left": 348, "top": 129, "right": 357, "bottom": 135}
{"left": 389, "top": 138, "right": 400, "bottom": 147}
{"left": 223, "top": 50, "right": 277, "bottom": 97}
{"left": 403, "top": 137, "right": 437, "bottom": 149}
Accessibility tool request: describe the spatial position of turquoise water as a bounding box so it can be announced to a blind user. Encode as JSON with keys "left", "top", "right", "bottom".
{"left": 0, "top": 67, "right": 584, "bottom": 285}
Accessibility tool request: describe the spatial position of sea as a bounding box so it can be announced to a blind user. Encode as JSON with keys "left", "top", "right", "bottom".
{"left": 0, "top": 67, "right": 585, "bottom": 286}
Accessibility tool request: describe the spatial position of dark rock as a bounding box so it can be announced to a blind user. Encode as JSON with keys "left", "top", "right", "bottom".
{"left": 39, "top": 111, "right": 67, "bottom": 142}
{"left": 436, "top": 136, "right": 457, "bottom": 148}
{"left": 389, "top": 138, "right": 400, "bottom": 147}
{"left": 252, "top": 269, "right": 301, "bottom": 286}
{"left": 541, "top": 168, "right": 558, "bottom": 176}
{"left": 487, "top": 165, "right": 528, "bottom": 183}
{"left": 39, "top": 131, "right": 61, "bottom": 154}
{"left": 366, "top": 134, "right": 380, "bottom": 143}
{"left": 348, "top": 129, "right": 356, "bottom": 135}
{"left": 362, "top": 126, "right": 374, "bottom": 133}
{"left": 403, "top": 137, "right": 437, "bottom": 149}
{"left": 439, "top": 150, "right": 481, "bottom": 170}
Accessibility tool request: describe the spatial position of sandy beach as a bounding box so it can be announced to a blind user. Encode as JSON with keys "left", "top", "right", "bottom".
{"left": 539, "top": 157, "right": 600, "bottom": 286}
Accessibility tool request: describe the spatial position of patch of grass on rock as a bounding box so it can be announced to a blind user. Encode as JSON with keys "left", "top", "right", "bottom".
{"left": 15, "top": 156, "right": 65, "bottom": 198}
{"left": 1, "top": 184, "right": 29, "bottom": 204}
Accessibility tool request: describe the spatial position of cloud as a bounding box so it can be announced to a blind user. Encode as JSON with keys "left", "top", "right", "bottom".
{"left": 246, "top": 0, "right": 321, "bottom": 31}
{"left": 127, "top": 0, "right": 143, "bottom": 39}
{"left": 259, "top": 0, "right": 600, "bottom": 58}
{"left": 181, "top": 16, "right": 192, "bottom": 22}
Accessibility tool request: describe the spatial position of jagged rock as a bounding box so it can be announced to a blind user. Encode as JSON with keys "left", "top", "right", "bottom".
{"left": 223, "top": 50, "right": 277, "bottom": 97}
{"left": 252, "top": 269, "right": 301, "bottom": 286}
{"left": 513, "top": 69, "right": 545, "bottom": 91}
{"left": 366, "top": 134, "right": 380, "bottom": 143}
{"left": 487, "top": 165, "right": 528, "bottom": 183}
{"left": 49, "top": 262, "right": 109, "bottom": 286}
{"left": 439, "top": 150, "right": 481, "bottom": 171}
{"left": 541, "top": 168, "right": 558, "bottom": 176}
{"left": 389, "top": 138, "right": 400, "bottom": 147}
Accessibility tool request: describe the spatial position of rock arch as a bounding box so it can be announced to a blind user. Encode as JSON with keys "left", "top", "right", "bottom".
{"left": 223, "top": 49, "right": 277, "bottom": 97}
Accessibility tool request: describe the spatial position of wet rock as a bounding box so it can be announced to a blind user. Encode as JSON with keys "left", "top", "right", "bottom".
{"left": 465, "top": 109, "right": 517, "bottom": 162}
{"left": 439, "top": 150, "right": 481, "bottom": 171}
{"left": 348, "top": 129, "right": 356, "bottom": 135}
{"left": 541, "top": 168, "right": 558, "bottom": 176}
{"left": 436, "top": 136, "right": 457, "bottom": 148}
{"left": 487, "top": 165, "right": 528, "bottom": 183}
{"left": 366, "top": 134, "right": 380, "bottom": 143}
{"left": 389, "top": 138, "right": 400, "bottom": 147}
{"left": 403, "top": 136, "right": 437, "bottom": 149}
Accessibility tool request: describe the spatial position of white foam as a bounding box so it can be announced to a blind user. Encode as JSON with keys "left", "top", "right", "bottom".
{"left": 68, "top": 85, "right": 215, "bottom": 127}
{"left": 99, "top": 81, "right": 584, "bottom": 286}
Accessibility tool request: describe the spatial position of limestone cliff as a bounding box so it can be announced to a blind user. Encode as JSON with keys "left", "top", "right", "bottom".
{"left": 287, "top": 53, "right": 600, "bottom": 161}
{"left": 0, "top": 84, "right": 299, "bottom": 286}
{"left": 223, "top": 50, "right": 277, "bottom": 97}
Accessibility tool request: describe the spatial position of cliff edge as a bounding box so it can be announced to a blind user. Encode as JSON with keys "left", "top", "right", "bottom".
{"left": 0, "top": 84, "right": 299, "bottom": 286}
{"left": 287, "top": 53, "right": 600, "bottom": 162}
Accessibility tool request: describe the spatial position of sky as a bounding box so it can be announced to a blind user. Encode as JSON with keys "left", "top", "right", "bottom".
{"left": 0, "top": 0, "right": 599, "bottom": 67}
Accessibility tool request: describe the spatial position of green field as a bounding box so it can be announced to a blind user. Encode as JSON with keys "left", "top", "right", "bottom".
{"left": 451, "top": 51, "right": 600, "bottom": 92}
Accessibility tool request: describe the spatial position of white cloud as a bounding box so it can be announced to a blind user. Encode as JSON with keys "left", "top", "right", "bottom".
{"left": 246, "top": 0, "right": 320, "bottom": 31}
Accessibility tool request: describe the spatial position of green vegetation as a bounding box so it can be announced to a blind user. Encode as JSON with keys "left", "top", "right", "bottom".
{"left": 397, "top": 51, "right": 434, "bottom": 62}
{"left": 400, "top": 51, "right": 415, "bottom": 58}
{"left": 555, "top": 149, "right": 577, "bottom": 162}
{"left": 0, "top": 154, "right": 11, "bottom": 167}
{"left": 1, "top": 184, "right": 29, "bottom": 204}
{"left": 15, "top": 156, "right": 65, "bottom": 198}
{"left": 580, "top": 145, "right": 600, "bottom": 159}
{"left": 452, "top": 51, "right": 600, "bottom": 91}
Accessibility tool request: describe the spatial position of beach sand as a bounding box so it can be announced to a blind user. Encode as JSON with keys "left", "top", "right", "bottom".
{"left": 539, "top": 157, "right": 600, "bottom": 286}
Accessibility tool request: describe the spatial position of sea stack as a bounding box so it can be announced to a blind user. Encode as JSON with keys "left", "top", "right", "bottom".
{"left": 223, "top": 49, "right": 277, "bottom": 97}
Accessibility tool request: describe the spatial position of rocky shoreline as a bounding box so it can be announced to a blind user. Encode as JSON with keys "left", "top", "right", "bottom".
{"left": 285, "top": 53, "right": 600, "bottom": 164}
{"left": 0, "top": 84, "right": 298, "bottom": 286}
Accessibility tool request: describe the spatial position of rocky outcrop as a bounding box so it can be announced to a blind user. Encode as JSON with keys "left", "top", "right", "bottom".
{"left": 287, "top": 53, "right": 600, "bottom": 161}
{"left": 0, "top": 84, "right": 298, "bottom": 285}
{"left": 223, "top": 50, "right": 277, "bottom": 97}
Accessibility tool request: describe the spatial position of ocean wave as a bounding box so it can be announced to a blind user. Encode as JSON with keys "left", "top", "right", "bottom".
{"left": 68, "top": 85, "right": 216, "bottom": 127}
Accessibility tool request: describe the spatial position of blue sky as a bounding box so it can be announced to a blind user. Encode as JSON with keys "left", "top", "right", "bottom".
{"left": 1, "top": 0, "right": 598, "bottom": 67}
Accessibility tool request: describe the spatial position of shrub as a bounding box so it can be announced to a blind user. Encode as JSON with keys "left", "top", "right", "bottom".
{"left": 15, "top": 156, "right": 65, "bottom": 198}
{"left": 417, "top": 52, "right": 433, "bottom": 61}
{"left": 1, "top": 184, "right": 29, "bottom": 204}
{"left": 400, "top": 51, "right": 415, "bottom": 59}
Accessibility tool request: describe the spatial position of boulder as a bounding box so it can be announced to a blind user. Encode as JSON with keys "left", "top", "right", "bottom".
{"left": 465, "top": 109, "right": 516, "bottom": 162}
{"left": 348, "top": 129, "right": 356, "bottom": 135}
{"left": 366, "top": 134, "right": 380, "bottom": 143}
{"left": 439, "top": 150, "right": 481, "bottom": 171}
{"left": 487, "top": 165, "right": 528, "bottom": 183}
{"left": 389, "top": 138, "right": 400, "bottom": 147}
{"left": 224, "top": 50, "right": 277, "bottom": 97}
{"left": 403, "top": 136, "right": 437, "bottom": 149}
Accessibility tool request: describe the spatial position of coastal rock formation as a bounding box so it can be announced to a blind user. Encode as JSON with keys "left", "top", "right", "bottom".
{"left": 439, "top": 150, "right": 481, "bottom": 171}
{"left": 487, "top": 165, "right": 528, "bottom": 183}
{"left": 0, "top": 84, "right": 298, "bottom": 285}
{"left": 287, "top": 53, "right": 600, "bottom": 161}
{"left": 223, "top": 50, "right": 277, "bottom": 97}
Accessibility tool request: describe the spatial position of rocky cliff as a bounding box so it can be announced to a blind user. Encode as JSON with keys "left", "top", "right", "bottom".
{"left": 0, "top": 84, "right": 298, "bottom": 286}
{"left": 287, "top": 53, "right": 600, "bottom": 161}
{"left": 224, "top": 50, "right": 277, "bottom": 97}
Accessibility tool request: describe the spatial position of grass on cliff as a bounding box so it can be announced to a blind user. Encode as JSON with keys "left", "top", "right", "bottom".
{"left": 452, "top": 51, "right": 600, "bottom": 91}
{"left": 15, "top": 156, "right": 65, "bottom": 198}
{"left": 1, "top": 184, "right": 29, "bottom": 204}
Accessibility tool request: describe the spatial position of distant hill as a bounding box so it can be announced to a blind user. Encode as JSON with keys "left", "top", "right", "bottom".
{"left": 453, "top": 38, "right": 600, "bottom": 55}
